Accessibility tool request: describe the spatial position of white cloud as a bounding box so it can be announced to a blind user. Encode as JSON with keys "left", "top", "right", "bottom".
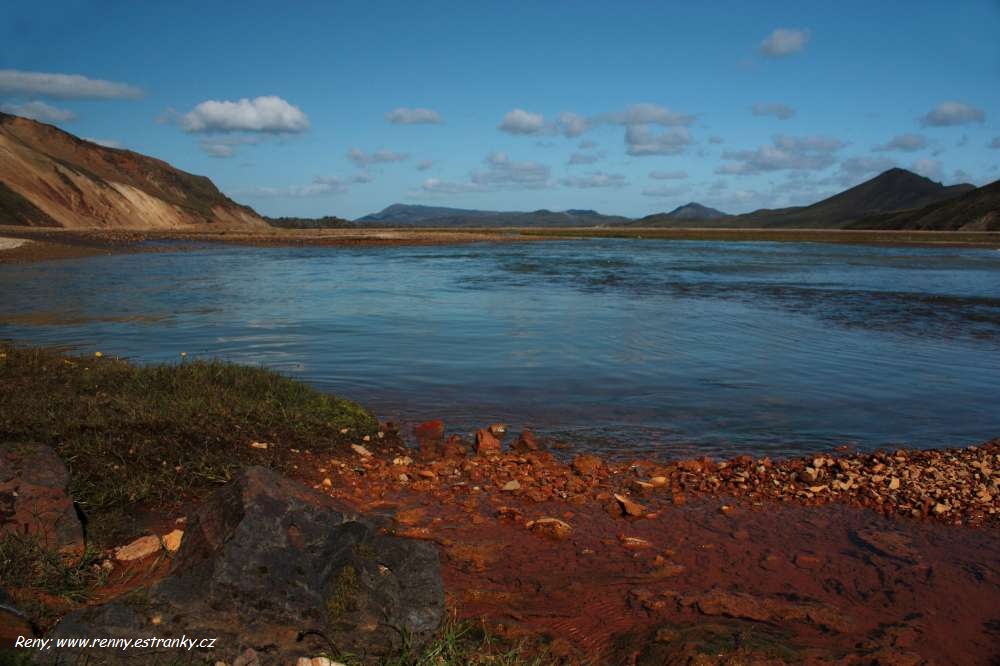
{"left": 759, "top": 28, "right": 810, "bottom": 57}
{"left": 911, "top": 158, "right": 943, "bottom": 180}
{"left": 416, "top": 160, "right": 435, "bottom": 171}
{"left": 0, "top": 69, "right": 142, "bottom": 99}
{"left": 649, "top": 170, "right": 688, "bottom": 180}
{"left": 347, "top": 148, "right": 409, "bottom": 167}
{"left": 560, "top": 171, "right": 627, "bottom": 189}
{"left": 873, "top": 133, "right": 928, "bottom": 152}
{"left": 918, "top": 101, "right": 985, "bottom": 127}
{"left": 421, "top": 178, "right": 484, "bottom": 194}
{"left": 179, "top": 96, "right": 309, "bottom": 133}
{"left": 718, "top": 134, "right": 845, "bottom": 174}
{"left": 498, "top": 108, "right": 549, "bottom": 135}
{"left": 385, "top": 107, "right": 442, "bottom": 124}
{"left": 0, "top": 100, "right": 76, "bottom": 122}
{"left": 751, "top": 102, "right": 795, "bottom": 120}
{"left": 83, "top": 137, "right": 123, "bottom": 149}
{"left": 568, "top": 152, "right": 601, "bottom": 165}
{"left": 471, "top": 152, "right": 551, "bottom": 189}
{"left": 989, "top": 137, "right": 1000, "bottom": 149}
{"left": 625, "top": 126, "right": 692, "bottom": 156}
{"left": 641, "top": 184, "right": 690, "bottom": 198}
{"left": 557, "top": 111, "right": 589, "bottom": 137}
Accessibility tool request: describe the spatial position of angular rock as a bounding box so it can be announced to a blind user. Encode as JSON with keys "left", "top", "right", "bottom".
{"left": 114, "top": 535, "right": 162, "bottom": 562}
{"left": 475, "top": 429, "right": 501, "bottom": 456}
{"left": 510, "top": 429, "right": 540, "bottom": 453}
{"left": 47, "top": 467, "right": 444, "bottom": 664}
{"left": 571, "top": 454, "right": 603, "bottom": 476}
{"left": 0, "top": 443, "right": 84, "bottom": 560}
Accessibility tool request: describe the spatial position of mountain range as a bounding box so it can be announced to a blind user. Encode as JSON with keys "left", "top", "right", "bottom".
{"left": 0, "top": 113, "right": 996, "bottom": 232}
{"left": 357, "top": 204, "right": 629, "bottom": 227}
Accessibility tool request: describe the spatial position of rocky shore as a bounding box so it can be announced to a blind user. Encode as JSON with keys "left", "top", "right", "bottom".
{"left": 1, "top": 347, "right": 998, "bottom": 664}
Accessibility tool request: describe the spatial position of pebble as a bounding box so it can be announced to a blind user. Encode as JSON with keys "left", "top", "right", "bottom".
{"left": 351, "top": 444, "right": 373, "bottom": 457}
{"left": 114, "top": 535, "right": 162, "bottom": 562}
{"left": 249, "top": 441, "right": 268, "bottom": 450}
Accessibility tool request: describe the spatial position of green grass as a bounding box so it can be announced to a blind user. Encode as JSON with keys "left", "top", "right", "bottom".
{"left": 0, "top": 344, "right": 379, "bottom": 545}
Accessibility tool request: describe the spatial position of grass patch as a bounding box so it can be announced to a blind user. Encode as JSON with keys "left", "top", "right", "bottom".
{"left": 0, "top": 344, "right": 379, "bottom": 545}
{"left": 338, "top": 619, "right": 553, "bottom": 666}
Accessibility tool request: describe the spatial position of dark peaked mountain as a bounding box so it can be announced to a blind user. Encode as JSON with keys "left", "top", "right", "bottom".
{"left": 357, "top": 203, "right": 629, "bottom": 227}
{"left": 0, "top": 113, "right": 266, "bottom": 229}
{"left": 848, "top": 178, "right": 1000, "bottom": 231}
{"left": 636, "top": 168, "right": 977, "bottom": 229}
{"left": 629, "top": 202, "right": 728, "bottom": 225}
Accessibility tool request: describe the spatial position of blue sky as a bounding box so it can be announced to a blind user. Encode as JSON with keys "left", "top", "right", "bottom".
{"left": 2, "top": 1, "right": 998, "bottom": 219}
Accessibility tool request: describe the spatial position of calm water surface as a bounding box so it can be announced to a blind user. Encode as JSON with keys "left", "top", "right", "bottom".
{"left": 2, "top": 239, "right": 998, "bottom": 459}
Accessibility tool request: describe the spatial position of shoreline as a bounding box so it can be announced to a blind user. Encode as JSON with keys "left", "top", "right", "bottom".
{"left": 2, "top": 345, "right": 998, "bottom": 663}
{"left": 2, "top": 225, "right": 1000, "bottom": 265}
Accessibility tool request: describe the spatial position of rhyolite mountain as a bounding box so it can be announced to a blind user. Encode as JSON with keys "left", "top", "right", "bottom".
{"left": 637, "top": 168, "right": 977, "bottom": 228}
{"left": 0, "top": 113, "right": 266, "bottom": 229}
{"left": 357, "top": 203, "right": 630, "bottom": 227}
{"left": 847, "top": 177, "right": 1000, "bottom": 231}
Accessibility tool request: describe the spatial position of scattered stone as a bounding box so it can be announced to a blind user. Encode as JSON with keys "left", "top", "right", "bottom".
{"left": 488, "top": 423, "right": 507, "bottom": 437}
{"left": 350, "top": 444, "right": 373, "bottom": 457}
{"left": 502, "top": 480, "right": 521, "bottom": 492}
{"left": 682, "top": 589, "right": 857, "bottom": 633}
{"left": 392, "top": 456, "right": 413, "bottom": 466}
{"left": 614, "top": 493, "right": 646, "bottom": 517}
{"left": 249, "top": 441, "right": 268, "bottom": 450}
{"left": 527, "top": 517, "right": 572, "bottom": 540}
{"left": 649, "top": 476, "right": 668, "bottom": 487}
{"left": 619, "top": 535, "right": 653, "bottom": 550}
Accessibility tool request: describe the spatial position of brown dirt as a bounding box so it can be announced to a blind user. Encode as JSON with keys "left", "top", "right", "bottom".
{"left": 290, "top": 429, "right": 1000, "bottom": 664}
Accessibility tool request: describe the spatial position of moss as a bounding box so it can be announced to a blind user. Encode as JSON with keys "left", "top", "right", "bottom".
{"left": 326, "top": 565, "right": 360, "bottom": 622}
{"left": 0, "top": 344, "right": 380, "bottom": 545}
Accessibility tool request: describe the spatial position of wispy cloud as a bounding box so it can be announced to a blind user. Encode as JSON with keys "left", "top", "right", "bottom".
{"left": 718, "top": 134, "right": 845, "bottom": 174}
{"left": 911, "top": 158, "right": 943, "bottom": 180}
{"left": 751, "top": 102, "right": 795, "bottom": 120}
{"left": 416, "top": 160, "right": 435, "bottom": 171}
{"left": 625, "top": 126, "right": 692, "bottom": 156}
{"left": 0, "top": 69, "right": 142, "bottom": 99}
{"left": 873, "top": 133, "right": 928, "bottom": 152}
{"left": 641, "top": 184, "right": 691, "bottom": 198}
{"left": 471, "top": 152, "right": 551, "bottom": 189}
{"left": 759, "top": 28, "right": 810, "bottom": 57}
{"left": 649, "top": 170, "right": 688, "bottom": 180}
{"left": 498, "top": 108, "right": 549, "bottom": 135}
{"left": 347, "top": 148, "right": 409, "bottom": 167}
{"left": 241, "top": 175, "right": 353, "bottom": 198}
{"left": 833, "top": 156, "right": 897, "bottom": 185}
{"left": 0, "top": 100, "right": 76, "bottom": 122}
{"left": 567, "top": 152, "right": 602, "bottom": 165}
{"left": 560, "top": 171, "right": 627, "bottom": 189}
{"left": 386, "top": 107, "right": 442, "bottom": 124}
{"left": 918, "top": 101, "right": 985, "bottom": 127}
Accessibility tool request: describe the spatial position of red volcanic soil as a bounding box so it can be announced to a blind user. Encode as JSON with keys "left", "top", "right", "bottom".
{"left": 299, "top": 428, "right": 1000, "bottom": 664}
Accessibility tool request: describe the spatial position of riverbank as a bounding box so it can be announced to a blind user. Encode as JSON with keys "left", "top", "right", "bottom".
{"left": 1, "top": 345, "right": 998, "bottom": 664}
{"left": 3, "top": 225, "right": 1000, "bottom": 264}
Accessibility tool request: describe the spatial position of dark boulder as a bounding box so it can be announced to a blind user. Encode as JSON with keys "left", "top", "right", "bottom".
{"left": 0, "top": 587, "right": 33, "bottom": 648}
{"left": 47, "top": 467, "right": 444, "bottom": 664}
{"left": 0, "top": 443, "right": 84, "bottom": 560}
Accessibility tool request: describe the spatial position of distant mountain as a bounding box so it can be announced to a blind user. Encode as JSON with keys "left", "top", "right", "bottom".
{"left": 847, "top": 178, "right": 999, "bottom": 231}
{"left": 265, "top": 215, "right": 354, "bottom": 229}
{"left": 635, "top": 169, "right": 976, "bottom": 229}
{"left": 0, "top": 113, "right": 266, "bottom": 230}
{"left": 642, "top": 202, "right": 729, "bottom": 223}
{"left": 357, "top": 203, "right": 629, "bottom": 227}
{"left": 357, "top": 204, "right": 495, "bottom": 224}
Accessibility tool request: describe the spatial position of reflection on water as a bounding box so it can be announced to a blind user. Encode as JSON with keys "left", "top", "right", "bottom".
{"left": 1, "top": 239, "right": 998, "bottom": 459}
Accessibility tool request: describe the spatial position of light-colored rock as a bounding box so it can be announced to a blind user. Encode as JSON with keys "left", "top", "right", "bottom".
{"left": 162, "top": 529, "right": 183, "bottom": 552}
{"left": 351, "top": 444, "right": 373, "bottom": 457}
{"left": 502, "top": 480, "right": 521, "bottom": 492}
{"left": 527, "top": 517, "right": 572, "bottom": 540}
{"left": 114, "top": 535, "right": 162, "bottom": 562}
{"left": 614, "top": 493, "right": 645, "bottom": 517}
{"left": 249, "top": 441, "right": 268, "bottom": 450}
